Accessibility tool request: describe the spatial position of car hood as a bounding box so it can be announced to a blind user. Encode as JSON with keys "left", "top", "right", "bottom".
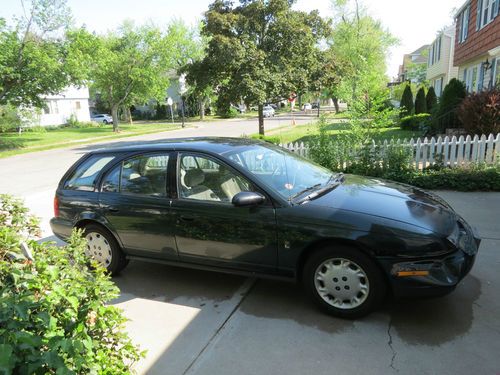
{"left": 306, "top": 174, "right": 457, "bottom": 235}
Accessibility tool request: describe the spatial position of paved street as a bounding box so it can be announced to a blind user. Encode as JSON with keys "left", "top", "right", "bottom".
{"left": 1, "top": 117, "right": 499, "bottom": 374}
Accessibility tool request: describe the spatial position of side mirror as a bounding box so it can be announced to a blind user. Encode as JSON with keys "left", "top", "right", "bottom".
{"left": 232, "top": 191, "right": 266, "bottom": 207}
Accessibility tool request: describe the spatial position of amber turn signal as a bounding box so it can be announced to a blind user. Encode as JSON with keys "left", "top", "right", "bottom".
{"left": 396, "top": 270, "right": 429, "bottom": 277}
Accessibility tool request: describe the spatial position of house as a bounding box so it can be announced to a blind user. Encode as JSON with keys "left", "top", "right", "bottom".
{"left": 397, "top": 45, "right": 430, "bottom": 83}
{"left": 36, "top": 86, "right": 91, "bottom": 126}
{"left": 454, "top": 0, "right": 500, "bottom": 92}
{"left": 426, "top": 25, "right": 460, "bottom": 96}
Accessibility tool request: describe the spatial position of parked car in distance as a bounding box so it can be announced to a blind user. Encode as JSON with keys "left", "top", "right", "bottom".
{"left": 50, "top": 138, "right": 480, "bottom": 318}
{"left": 91, "top": 114, "right": 113, "bottom": 124}
{"left": 311, "top": 102, "right": 320, "bottom": 109}
{"left": 303, "top": 103, "right": 312, "bottom": 111}
{"left": 263, "top": 105, "right": 275, "bottom": 117}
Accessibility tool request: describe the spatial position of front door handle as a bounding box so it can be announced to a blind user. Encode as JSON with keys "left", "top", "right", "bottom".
{"left": 102, "top": 205, "right": 119, "bottom": 213}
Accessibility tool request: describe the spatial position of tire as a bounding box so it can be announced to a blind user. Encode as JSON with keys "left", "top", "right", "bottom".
{"left": 83, "top": 224, "right": 128, "bottom": 275}
{"left": 302, "top": 245, "right": 386, "bottom": 319}
{"left": 103, "top": 120, "right": 108, "bottom": 124}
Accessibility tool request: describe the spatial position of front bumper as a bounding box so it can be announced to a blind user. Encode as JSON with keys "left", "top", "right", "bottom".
{"left": 379, "top": 234, "right": 480, "bottom": 298}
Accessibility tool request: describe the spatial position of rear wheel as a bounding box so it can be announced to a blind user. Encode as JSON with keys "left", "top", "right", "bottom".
{"left": 303, "top": 245, "right": 386, "bottom": 319}
{"left": 83, "top": 224, "right": 128, "bottom": 275}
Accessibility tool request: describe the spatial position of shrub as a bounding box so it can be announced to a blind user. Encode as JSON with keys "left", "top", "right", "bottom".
{"left": 434, "top": 78, "right": 466, "bottom": 132}
{"left": 411, "top": 164, "right": 500, "bottom": 191}
{"left": 250, "top": 134, "right": 281, "bottom": 144}
{"left": 0, "top": 194, "right": 143, "bottom": 374}
{"left": 0, "top": 105, "right": 21, "bottom": 133}
{"left": 399, "top": 113, "right": 431, "bottom": 131}
{"left": 400, "top": 84, "right": 414, "bottom": 117}
{"left": 414, "top": 87, "right": 427, "bottom": 114}
{"left": 457, "top": 88, "right": 500, "bottom": 135}
{"left": 426, "top": 86, "right": 438, "bottom": 113}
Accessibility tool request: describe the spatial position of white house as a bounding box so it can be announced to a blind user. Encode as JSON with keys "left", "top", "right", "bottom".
{"left": 426, "top": 25, "right": 459, "bottom": 96}
{"left": 35, "top": 86, "right": 91, "bottom": 126}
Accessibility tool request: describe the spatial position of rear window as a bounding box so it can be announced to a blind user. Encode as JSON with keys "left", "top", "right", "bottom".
{"left": 64, "top": 155, "right": 115, "bottom": 191}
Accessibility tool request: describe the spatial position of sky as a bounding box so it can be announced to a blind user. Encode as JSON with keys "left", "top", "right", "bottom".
{"left": 0, "top": 0, "right": 466, "bottom": 78}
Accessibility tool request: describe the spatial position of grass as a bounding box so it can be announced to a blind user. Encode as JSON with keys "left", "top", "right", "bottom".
{"left": 265, "top": 120, "right": 424, "bottom": 144}
{"left": 0, "top": 121, "right": 182, "bottom": 158}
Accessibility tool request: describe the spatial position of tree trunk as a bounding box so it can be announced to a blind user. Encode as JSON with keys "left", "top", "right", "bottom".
{"left": 258, "top": 104, "right": 264, "bottom": 135}
{"left": 199, "top": 98, "right": 205, "bottom": 121}
{"left": 317, "top": 99, "right": 320, "bottom": 117}
{"left": 111, "top": 105, "right": 120, "bottom": 132}
{"left": 298, "top": 94, "right": 302, "bottom": 110}
{"left": 333, "top": 97, "right": 340, "bottom": 113}
{"left": 127, "top": 107, "right": 133, "bottom": 124}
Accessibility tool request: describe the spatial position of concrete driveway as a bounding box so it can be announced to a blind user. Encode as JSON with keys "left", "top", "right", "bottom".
{"left": 110, "top": 191, "right": 500, "bottom": 375}
{"left": 1, "top": 116, "right": 499, "bottom": 374}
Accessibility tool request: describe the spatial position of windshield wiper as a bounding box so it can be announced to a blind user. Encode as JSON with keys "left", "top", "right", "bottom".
{"left": 290, "top": 183, "right": 322, "bottom": 201}
{"left": 327, "top": 172, "right": 344, "bottom": 185}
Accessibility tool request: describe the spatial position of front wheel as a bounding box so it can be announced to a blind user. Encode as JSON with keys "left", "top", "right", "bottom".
{"left": 303, "top": 246, "right": 386, "bottom": 319}
{"left": 83, "top": 224, "right": 128, "bottom": 275}
{"left": 103, "top": 120, "right": 108, "bottom": 124}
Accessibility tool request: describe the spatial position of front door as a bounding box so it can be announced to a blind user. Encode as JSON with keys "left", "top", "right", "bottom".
{"left": 171, "top": 152, "right": 278, "bottom": 273}
{"left": 98, "top": 152, "right": 177, "bottom": 260}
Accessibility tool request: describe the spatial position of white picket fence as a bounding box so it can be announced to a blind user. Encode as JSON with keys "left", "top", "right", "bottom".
{"left": 280, "top": 133, "right": 500, "bottom": 170}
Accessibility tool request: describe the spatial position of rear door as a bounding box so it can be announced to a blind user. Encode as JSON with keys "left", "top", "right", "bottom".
{"left": 98, "top": 152, "right": 177, "bottom": 260}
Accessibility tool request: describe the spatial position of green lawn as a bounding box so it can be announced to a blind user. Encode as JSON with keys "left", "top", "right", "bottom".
{"left": 265, "top": 120, "right": 424, "bottom": 144}
{"left": 0, "top": 122, "right": 182, "bottom": 158}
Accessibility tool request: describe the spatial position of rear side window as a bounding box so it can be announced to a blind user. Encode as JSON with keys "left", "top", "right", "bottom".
{"left": 64, "top": 155, "right": 115, "bottom": 191}
{"left": 102, "top": 154, "right": 169, "bottom": 196}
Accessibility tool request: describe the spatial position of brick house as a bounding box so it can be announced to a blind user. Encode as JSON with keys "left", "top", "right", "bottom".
{"left": 454, "top": 0, "right": 500, "bottom": 92}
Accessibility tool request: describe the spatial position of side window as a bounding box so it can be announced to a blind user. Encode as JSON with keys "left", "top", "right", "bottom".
{"left": 102, "top": 154, "right": 169, "bottom": 196}
{"left": 102, "top": 164, "right": 120, "bottom": 193}
{"left": 64, "top": 155, "right": 115, "bottom": 191}
{"left": 179, "top": 154, "right": 251, "bottom": 203}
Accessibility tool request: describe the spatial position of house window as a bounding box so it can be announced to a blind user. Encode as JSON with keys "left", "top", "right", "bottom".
{"left": 435, "top": 78, "right": 443, "bottom": 97}
{"left": 471, "top": 66, "right": 478, "bottom": 91}
{"left": 458, "top": 5, "right": 470, "bottom": 43}
{"left": 75, "top": 101, "right": 81, "bottom": 110}
{"left": 491, "top": 58, "right": 499, "bottom": 88}
{"left": 437, "top": 36, "right": 441, "bottom": 61}
{"left": 43, "top": 100, "right": 59, "bottom": 114}
{"left": 478, "top": 0, "right": 499, "bottom": 29}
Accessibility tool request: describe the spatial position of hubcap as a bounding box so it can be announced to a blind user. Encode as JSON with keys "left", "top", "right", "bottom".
{"left": 85, "top": 232, "right": 112, "bottom": 267}
{"left": 314, "top": 258, "right": 369, "bottom": 310}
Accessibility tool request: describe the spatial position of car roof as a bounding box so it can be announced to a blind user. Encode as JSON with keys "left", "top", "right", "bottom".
{"left": 90, "top": 137, "right": 272, "bottom": 155}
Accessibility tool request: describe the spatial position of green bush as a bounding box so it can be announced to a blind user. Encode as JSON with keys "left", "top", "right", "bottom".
{"left": 400, "top": 84, "right": 414, "bottom": 117}
{"left": 457, "top": 88, "right": 500, "bottom": 135}
{"left": 66, "top": 115, "right": 100, "bottom": 128}
{"left": 0, "top": 195, "right": 143, "bottom": 374}
{"left": 414, "top": 87, "right": 427, "bottom": 114}
{"left": 426, "top": 86, "right": 438, "bottom": 113}
{"left": 0, "top": 105, "right": 21, "bottom": 133}
{"left": 399, "top": 113, "right": 431, "bottom": 131}
{"left": 411, "top": 164, "right": 500, "bottom": 191}
{"left": 434, "top": 78, "right": 466, "bottom": 132}
{"left": 250, "top": 134, "right": 281, "bottom": 144}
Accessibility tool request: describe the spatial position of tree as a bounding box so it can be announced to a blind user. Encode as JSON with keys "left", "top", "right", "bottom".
{"left": 328, "top": 0, "right": 398, "bottom": 106}
{"left": 190, "top": 0, "right": 330, "bottom": 135}
{"left": 400, "top": 84, "right": 414, "bottom": 117}
{"left": 435, "top": 78, "right": 466, "bottom": 132}
{"left": 426, "top": 86, "right": 438, "bottom": 113}
{"left": 0, "top": 0, "right": 90, "bottom": 108}
{"left": 414, "top": 87, "right": 427, "bottom": 114}
{"left": 91, "top": 22, "right": 175, "bottom": 131}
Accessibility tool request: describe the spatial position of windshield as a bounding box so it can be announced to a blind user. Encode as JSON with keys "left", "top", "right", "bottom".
{"left": 224, "top": 143, "right": 334, "bottom": 200}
